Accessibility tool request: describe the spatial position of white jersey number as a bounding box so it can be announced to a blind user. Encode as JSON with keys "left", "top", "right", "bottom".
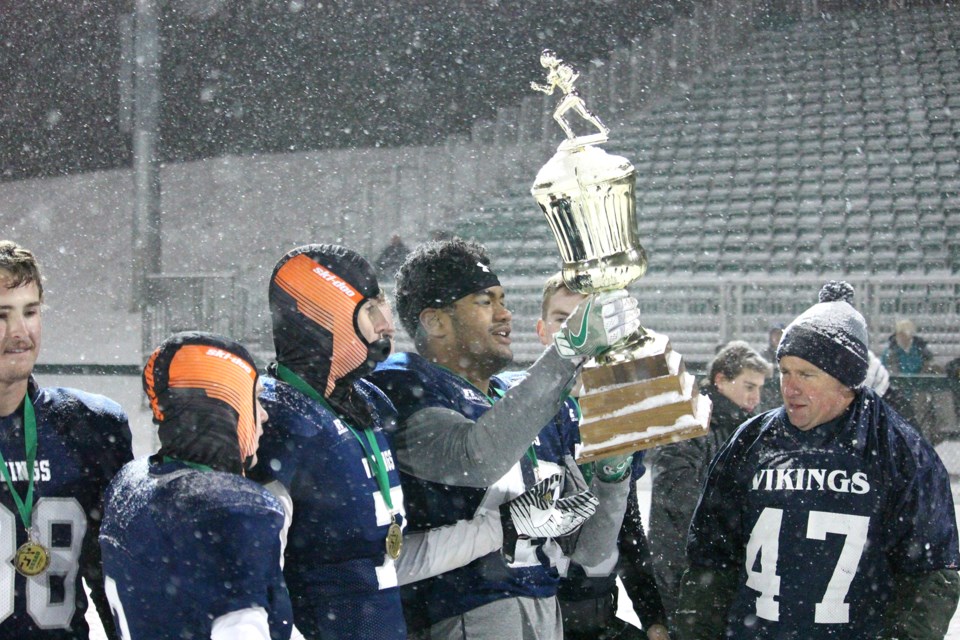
{"left": 744, "top": 507, "right": 869, "bottom": 624}
{"left": 0, "top": 498, "right": 88, "bottom": 628}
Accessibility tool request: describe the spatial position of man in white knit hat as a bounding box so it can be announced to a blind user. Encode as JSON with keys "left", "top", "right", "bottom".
{"left": 675, "top": 281, "right": 960, "bottom": 640}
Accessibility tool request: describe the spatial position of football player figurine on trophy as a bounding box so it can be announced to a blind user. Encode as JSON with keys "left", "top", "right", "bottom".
{"left": 530, "top": 49, "right": 711, "bottom": 462}
{"left": 531, "top": 49, "right": 610, "bottom": 149}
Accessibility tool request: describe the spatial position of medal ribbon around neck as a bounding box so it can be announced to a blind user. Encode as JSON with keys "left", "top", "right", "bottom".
{"left": 0, "top": 395, "right": 39, "bottom": 532}
{"left": 276, "top": 364, "right": 402, "bottom": 558}
{"left": 276, "top": 364, "right": 395, "bottom": 511}
{"left": 0, "top": 394, "right": 51, "bottom": 576}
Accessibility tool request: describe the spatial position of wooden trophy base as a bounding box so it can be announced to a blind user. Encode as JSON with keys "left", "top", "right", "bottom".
{"left": 575, "top": 330, "right": 712, "bottom": 463}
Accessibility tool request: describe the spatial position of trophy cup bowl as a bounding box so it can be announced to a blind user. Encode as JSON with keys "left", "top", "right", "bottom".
{"left": 530, "top": 53, "right": 711, "bottom": 461}
{"left": 532, "top": 145, "right": 647, "bottom": 294}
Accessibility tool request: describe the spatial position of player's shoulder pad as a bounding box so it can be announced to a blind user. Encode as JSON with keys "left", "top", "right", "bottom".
{"left": 36, "top": 386, "right": 132, "bottom": 459}
{"left": 259, "top": 375, "right": 346, "bottom": 440}
{"left": 862, "top": 387, "right": 946, "bottom": 479}
{"left": 367, "top": 352, "right": 454, "bottom": 418}
{"left": 39, "top": 386, "right": 129, "bottom": 423}
{"left": 711, "top": 409, "right": 780, "bottom": 467}
{"left": 176, "top": 469, "right": 285, "bottom": 520}
{"left": 366, "top": 352, "right": 422, "bottom": 390}
{"left": 355, "top": 378, "right": 398, "bottom": 423}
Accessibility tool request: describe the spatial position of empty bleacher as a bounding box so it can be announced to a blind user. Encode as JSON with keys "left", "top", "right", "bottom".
{"left": 450, "top": 5, "right": 960, "bottom": 365}
{"left": 3, "top": 4, "right": 958, "bottom": 371}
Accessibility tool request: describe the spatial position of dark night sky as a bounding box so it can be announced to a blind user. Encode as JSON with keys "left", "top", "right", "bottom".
{"left": 0, "top": 0, "right": 696, "bottom": 182}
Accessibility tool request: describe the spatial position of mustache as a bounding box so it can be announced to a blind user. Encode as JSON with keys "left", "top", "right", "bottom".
{"left": 1, "top": 339, "right": 35, "bottom": 350}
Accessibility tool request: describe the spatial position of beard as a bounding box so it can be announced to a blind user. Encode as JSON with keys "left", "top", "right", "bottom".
{"left": 0, "top": 346, "right": 37, "bottom": 387}
{"left": 458, "top": 343, "right": 513, "bottom": 380}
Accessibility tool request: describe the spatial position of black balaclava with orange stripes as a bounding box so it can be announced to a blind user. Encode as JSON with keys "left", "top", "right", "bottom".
{"left": 269, "top": 244, "right": 391, "bottom": 428}
{"left": 143, "top": 331, "right": 260, "bottom": 475}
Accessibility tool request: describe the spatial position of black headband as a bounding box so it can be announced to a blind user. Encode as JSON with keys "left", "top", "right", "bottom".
{"left": 424, "top": 261, "right": 501, "bottom": 309}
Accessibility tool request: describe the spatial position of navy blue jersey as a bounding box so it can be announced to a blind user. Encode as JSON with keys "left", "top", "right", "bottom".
{"left": 100, "top": 458, "right": 292, "bottom": 640}
{"left": 368, "top": 354, "right": 564, "bottom": 628}
{"left": 497, "top": 369, "right": 582, "bottom": 477}
{"left": 0, "top": 381, "right": 132, "bottom": 639}
{"left": 521, "top": 390, "right": 653, "bottom": 611}
{"left": 688, "top": 388, "right": 960, "bottom": 639}
{"left": 248, "top": 376, "right": 406, "bottom": 640}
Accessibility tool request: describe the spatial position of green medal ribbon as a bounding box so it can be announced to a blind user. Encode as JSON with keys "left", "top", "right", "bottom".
{"left": 161, "top": 456, "right": 213, "bottom": 473}
{"left": 275, "top": 364, "right": 395, "bottom": 511}
{"left": 0, "top": 395, "right": 39, "bottom": 531}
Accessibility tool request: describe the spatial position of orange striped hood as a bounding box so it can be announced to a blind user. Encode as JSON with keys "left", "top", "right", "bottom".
{"left": 143, "top": 331, "right": 259, "bottom": 474}
{"left": 269, "top": 245, "right": 383, "bottom": 396}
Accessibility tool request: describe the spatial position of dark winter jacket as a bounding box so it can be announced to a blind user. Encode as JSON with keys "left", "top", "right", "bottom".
{"left": 646, "top": 384, "right": 752, "bottom": 622}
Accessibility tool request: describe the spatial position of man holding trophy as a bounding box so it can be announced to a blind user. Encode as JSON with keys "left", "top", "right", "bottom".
{"left": 364, "top": 51, "right": 708, "bottom": 640}
{"left": 368, "top": 236, "right": 641, "bottom": 640}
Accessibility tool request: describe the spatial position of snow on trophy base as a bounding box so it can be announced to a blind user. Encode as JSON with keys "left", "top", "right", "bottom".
{"left": 528, "top": 49, "right": 711, "bottom": 461}
{"left": 575, "top": 330, "right": 711, "bottom": 463}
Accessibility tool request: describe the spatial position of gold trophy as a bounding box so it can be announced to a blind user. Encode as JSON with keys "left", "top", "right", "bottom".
{"left": 531, "top": 49, "right": 711, "bottom": 462}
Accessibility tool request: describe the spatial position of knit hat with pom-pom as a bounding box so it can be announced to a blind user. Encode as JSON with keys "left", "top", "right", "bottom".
{"left": 776, "top": 281, "right": 869, "bottom": 389}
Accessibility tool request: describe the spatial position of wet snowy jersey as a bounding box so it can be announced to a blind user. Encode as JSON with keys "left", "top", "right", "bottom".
{"left": 248, "top": 376, "right": 407, "bottom": 640}
{"left": 100, "top": 458, "right": 292, "bottom": 640}
{"left": 0, "top": 382, "right": 132, "bottom": 639}
{"left": 368, "top": 353, "right": 568, "bottom": 629}
{"left": 687, "top": 388, "right": 960, "bottom": 639}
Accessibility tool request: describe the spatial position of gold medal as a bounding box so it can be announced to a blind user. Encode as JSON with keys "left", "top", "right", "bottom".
{"left": 15, "top": 540, "right": 50, "bottom": 577}
{"left": 385, "top": 522, "right": 403, "bottom": 560}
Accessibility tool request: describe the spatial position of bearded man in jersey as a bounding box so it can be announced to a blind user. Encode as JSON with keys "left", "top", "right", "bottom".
{"left": 100, "top": 331, "right": 291, "bottom": 640}
{"left": 248, "top": 244, "right": 407, "bottom": 640}
{"left": 676, "top": 281, "right": 960, "bottom": 640}
{"left": 0, "top": 240, "right": 132, "bottom": 639}
{"left": 367, "top": 238, "right": 641, "bottom": 640}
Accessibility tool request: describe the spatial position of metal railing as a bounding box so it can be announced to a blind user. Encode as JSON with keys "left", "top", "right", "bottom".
{"left": 499, "top": 274, "right": 960, "bottom": 367}
{"left": 141, "top": 272, "right": 246, "bottom": 359}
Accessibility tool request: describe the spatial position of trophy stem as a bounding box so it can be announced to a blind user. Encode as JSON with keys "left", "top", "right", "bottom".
{"left": 594, "top": 327, "right": 651, "bottom": 367}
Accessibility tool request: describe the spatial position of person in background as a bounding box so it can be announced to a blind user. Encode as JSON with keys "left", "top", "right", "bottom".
{"left": 249, "top": 244, "right": 407, "bottom": 640}
{"left": 676, "top": 281, "right": 960, "bottom": 639}
{"left": 881, "top": 319, "right": 937, "bottom": 375}
{"left": 375, "top": 234, "right": 410, "bottom": 279}
{"left": 762, "top": 323, "right": 784, "bottom": 366}
{"left": 646, "top": 340, "right": 771, "bottom": 628}
{"left": 0, "top": 240, "right": 132, "bottom": 639}
{"left": 755, "top": 323, "right": 784, "bottom": 411}
{"left": 882, "top": 318, "right": 951, "bottom": 444}
{"left": 534, "top": 274, "right": 670, "bottom": 640}
{"left": 100, "top": 331, "right": 291, "bottom": 640}
{"left": 368, "top": 238, "right": 639, "bottom": 640}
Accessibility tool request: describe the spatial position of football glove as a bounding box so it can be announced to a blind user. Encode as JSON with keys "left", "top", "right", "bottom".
{"left": 501, "top": 473, "right": 597, "bottom": 538}
{"left": 594, "top": 453, "right": 634, "bottom": 483}
{"left": 553, "top": 290, "right": 640, "bottom": 359}
{"left": 500, "top": 473, "right": 599, "bottom": 562}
